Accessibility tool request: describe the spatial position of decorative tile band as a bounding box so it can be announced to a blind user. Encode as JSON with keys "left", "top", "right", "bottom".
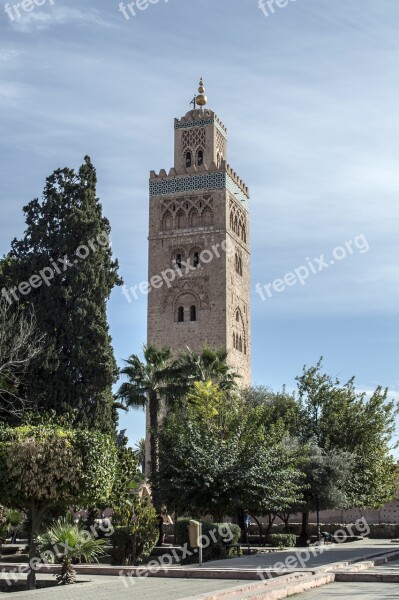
{"left": 174, "top": 118, "right": 227, "bottom": 138}
{"left": 149, "top": 172, "right": 249, "bottom": 207}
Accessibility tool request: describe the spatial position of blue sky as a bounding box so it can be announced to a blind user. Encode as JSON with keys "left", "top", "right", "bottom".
{"left": 1, "top": 0, "right": 398, "bottom": 448}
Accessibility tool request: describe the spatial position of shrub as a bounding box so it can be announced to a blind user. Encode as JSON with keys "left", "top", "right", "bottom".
{"left": 175, "top": 518, "right": 241, "bottom": 563}
{"left": 111, "top": 499, "right": 158, "bottom": 565}
{"left": 5, "top": 509, "right": 24, "bottom": 528}
{"left": 266, "top": 533, "right": 297, "bottom": 548}
{"left": 36, "top": 517, "right": 107, "bottom": 585}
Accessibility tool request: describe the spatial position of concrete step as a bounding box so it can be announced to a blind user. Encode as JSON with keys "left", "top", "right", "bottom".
{"left": 179, "top": 572, "right": 334, "bottom": 600}
{"left": 336, "top": 572, "right": 399, "bottom": 583}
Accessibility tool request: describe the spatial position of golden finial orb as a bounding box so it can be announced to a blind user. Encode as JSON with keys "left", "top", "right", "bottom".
{"left": 196, "top": 77, "right": 208, "bottom": 108}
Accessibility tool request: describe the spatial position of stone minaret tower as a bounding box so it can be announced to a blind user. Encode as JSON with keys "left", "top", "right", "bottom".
{"left": 147, "top": 80, "right": 251, "bottom": 386}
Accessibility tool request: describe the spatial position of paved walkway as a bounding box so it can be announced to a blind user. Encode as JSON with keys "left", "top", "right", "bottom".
{"left": 181, "top": 539, "right": 395, "bottom": 571}
{"left": 0, "top": 575, "right": 247, "bottom": 599}
{"left": 1, "top": 540, "right": 397, "bottom": 599}
{"left": 295, "top": 581, "right": 399, "bottom": 598}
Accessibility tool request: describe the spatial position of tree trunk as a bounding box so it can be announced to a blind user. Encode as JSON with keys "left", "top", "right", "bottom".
{"left": 263, "top": 513, "right": 276, "bottom": 538}
{"left": 277, "top": 512, "right": 291, "bottom": 533}
{"left": 173, "top": 509, "right": 177, "bottom": 545}
{"left": 250, "top": 514, "right": 264, "bottom": 546}
{"left": 298, "top": 511, "right": 310, "bottom": 547}
{"left": 283, "top": 514, "right": 291, "bottom": 533}
{"left": 236, "top": 509, "right": 246, "bottom": 543}
{"left": 212, "top": 510, "right": 224, "bottom": 523}
{"left": 149, "top": 390, "right": 161, "bottom": 514}
{"left": 26, "top": 502, "right": 42, "bottom": 590}
{"left": 315, "top": 496, "right": 321, "bottom": 543}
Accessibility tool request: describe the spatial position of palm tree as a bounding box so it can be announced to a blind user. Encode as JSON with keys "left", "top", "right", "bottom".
{"left": 134, "top": 438, "right": 146, "bottom": 473}
{"left": 172, "top": 346, "right": 240, "bottom": 395}
{"left": 116, "top": 346, "right": 176, "bottom": 514}
{"left": 36, "top": 517, "right": 107, "bottom": 585}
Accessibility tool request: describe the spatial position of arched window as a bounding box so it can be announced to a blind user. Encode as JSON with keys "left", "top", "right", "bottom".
{"left": 236, "top": 311, "right": 240, "bottom": 322}
{"left": 244, "top": 342, "right": 247, "bottom": 355}
{"left": 177, "top": 306, "right": 184, "bottom": 323}
{"left": 176, "top": 210, "right": 185, "bottom": 229}
{"left": 175, "top": 253, "right": 182, "bottom": 269}
{"left": 235, "top": 253, "right": 242, "bottom": 276}
{"left": 242, "top": 225, "right": 247, "bottom": 243}
{"left": 186, "top": 151, "right": 192, "bottom": 168}
{"left": 239, "top": 336, "right": 243, "bottom": 352}
{"left": 190, "top": 305, "right": 197, "bottom": 322}
{"left": 202, "top": 209, "right": 213, "bottom": 227}
{"left": 197, "top": 150, "right": 204, "bottom": 166}
{"left": 233, "top": 332, "right": 236, "bottom": 349}
{"left": 189, "top": 210, "right": 199, "bottom": 228}
{"left": 193, "top": 252, "right": 200, "bottom": 268}
{"left": 162, "top": 211, "right": 173, "bottom": 231}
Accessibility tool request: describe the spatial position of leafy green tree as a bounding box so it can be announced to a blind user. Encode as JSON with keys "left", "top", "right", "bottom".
{"left": 297, "top": 359, "right": 398, "bottom": 509}
{"left": 159, "top": 383, "right": 303, "bottom": 522}
{"left": 242, "top": 386, "right": 301, "bottom": 437}
{"left": 37, "top": 517, "right": 107, "bottom": 585}
{"left": 116, "top": 346, "right": 175, "bottom": 513}
{"left": 0, "top": 423, "right": 118, "bottom": 590}
{"left": 109, "top": 444, "right": 142, "bottom": 525}
{"left": 3, "top": 157, "right": 121, "bottom": 433}
{"left": 296, "top": 441, "right": 355, "bottom": 544}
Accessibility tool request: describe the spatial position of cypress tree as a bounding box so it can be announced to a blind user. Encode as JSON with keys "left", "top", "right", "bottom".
{"left": 4, "top": 156, "right": 121, "bottom": 433}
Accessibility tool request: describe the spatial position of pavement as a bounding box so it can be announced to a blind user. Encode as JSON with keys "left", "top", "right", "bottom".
{"left": 1, "top": 539, "right": 398, "bottom": 599}
{"left": 182, "top": 539, "right": 395, "bottom": 571}
{"left": 0, "top": 575, "right": 252, "bottom": 599}
{"left": 291, "top": 581, "right": 399, "bottom": 599}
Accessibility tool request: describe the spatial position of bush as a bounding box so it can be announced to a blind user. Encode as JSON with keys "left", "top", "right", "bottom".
{"left": 266, "top": 533, "right": 297, "bottom": 548}
{"left": 175, "top": 518, "right": 241, "bottom": 563}
{"left": 268, "top": 522, "right": 397, "bottom": 540}
{"left": 36, "top": 517, "right": 107, "bottom": 585}
{"left": 111, "top": 499, "right": 158, "bottom": 565}
{"left": 4, "top": 509, "right": 24, "bottom": 529}
{"left": 367, "top": 524, "right": 399, "bottom": 539}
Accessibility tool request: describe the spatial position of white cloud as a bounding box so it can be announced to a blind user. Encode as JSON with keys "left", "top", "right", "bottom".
{"left": 0, "top": 49, "right": 20, "bottom": 62}
{"left": 9, "top": 6, "right": 108, "bottom": 32}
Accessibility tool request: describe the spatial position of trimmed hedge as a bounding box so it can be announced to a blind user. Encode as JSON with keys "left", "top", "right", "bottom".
{"left": 265, "top": 522, "right": 390, "bottom": 539}
{"left": 266, "top": 533, "right": 297, "bottom": 548}
{"left": 175, "top": 518, "right": 241, "bottom": 563}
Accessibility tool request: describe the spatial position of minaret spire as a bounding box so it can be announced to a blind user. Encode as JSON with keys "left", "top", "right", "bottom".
{"left": 196, "top": 77, "right": 207, "bottom": 108}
